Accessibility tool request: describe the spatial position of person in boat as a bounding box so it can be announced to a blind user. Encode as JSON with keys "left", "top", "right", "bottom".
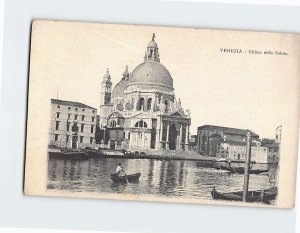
{"left": 116, "top": 163, "right": 125, "bottom": 177}
{"left": 228, "top": 160, "right": 232, "bottom": 168}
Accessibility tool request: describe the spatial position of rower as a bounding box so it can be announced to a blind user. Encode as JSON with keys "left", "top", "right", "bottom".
{"left": 116, "top": 163, "right": 125, "bottom": 176}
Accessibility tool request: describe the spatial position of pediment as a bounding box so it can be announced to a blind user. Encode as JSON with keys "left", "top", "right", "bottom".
{"left": 108, "top": 112, "right": 125, "bottom": 119}
{"left": 168, "top": 111, "right": 186, "bottom": 118}
{"left": 130, "top": 112, "right": 151, "bottom": 119}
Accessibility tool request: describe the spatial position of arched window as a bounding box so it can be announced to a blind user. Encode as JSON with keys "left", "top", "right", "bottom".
{"left": 137, "top": 97, "right": 145, "bottom": 111}
{"left": 147, "top": 98, "right": 152, "bottom": 110}
{"left": 135, "top": 120, "right": 147, "bottom": 128}
{"left": 110, "top": 120, "right": 116, "bottom": 128}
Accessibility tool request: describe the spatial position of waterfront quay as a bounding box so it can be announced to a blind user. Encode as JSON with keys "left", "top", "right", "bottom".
{"left": 48, "top": 148, "right": 217, "bottom": 162}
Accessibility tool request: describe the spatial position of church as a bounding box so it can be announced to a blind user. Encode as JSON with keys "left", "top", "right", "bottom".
{"left": 97, "top": 34, "right": 191, "bottom": 151}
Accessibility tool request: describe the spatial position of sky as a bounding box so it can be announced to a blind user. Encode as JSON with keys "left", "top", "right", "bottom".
{"left": 29, "top": 20, "right": 299, "bottom": 138}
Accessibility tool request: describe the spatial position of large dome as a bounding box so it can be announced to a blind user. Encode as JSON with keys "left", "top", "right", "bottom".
{"left": 112, "top": 80, "right": 128, "bottom": 98}
{"left": 127, "top": 60, "right": 173, "bottom": 90}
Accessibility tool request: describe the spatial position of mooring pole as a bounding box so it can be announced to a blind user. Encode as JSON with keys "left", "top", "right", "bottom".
{"left": 243, "top": 132, "right": 252, "bottom": 202}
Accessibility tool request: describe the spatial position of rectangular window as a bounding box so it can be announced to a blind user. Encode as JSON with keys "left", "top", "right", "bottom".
{"left": 75, "top": 115, "right": 78, "bottom": 120}
{"left": 67, "top": 122, "right": 70, "bottom": 131}
{"left": 55, "top": 121, "right": 59, "bottom": 130}
{"left": 91, "top": 125, "right": 94, "bottom": 134}
{"left": 68, "top": 114, "right": 71, "bottom": 119}
{"left": 81, "top": 124, "right": 84, "bottom": 133}
{"left": 82, "top": 115, "right": 85, "bottom": 121}
{"left": 90, "top": 137, "right": 94, "bottom": 144}
{"left": 92, "top": 117, "right": 95, "bottom": 122}
{"left": 80, "top": 136, "right": 84, "bottom": 143}
{"left": 66, "top": 135, "right": 69, "bottom": 142}
{"left": 55, "top": 134, "right": 58, "bottom": 141}
{"left": 56, "top": 112, "right": 60, "bottom": 118}
{"left": 68, "top": 107, "right": 71, "bottom": 110}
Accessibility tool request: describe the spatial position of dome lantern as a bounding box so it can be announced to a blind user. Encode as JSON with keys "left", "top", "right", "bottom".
{"left": 145, "top": 33, "right": 160, "bottom": 62}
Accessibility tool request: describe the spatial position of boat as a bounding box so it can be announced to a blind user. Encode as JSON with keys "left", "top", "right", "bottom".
{"left": 211, "top": 186, "right": 277, "bottom": 204}
{"left": 220, "top": 165, "right": 269, "bottom": 174}
{"left": 111, "top": 173, "right": 141, "bottom": 183}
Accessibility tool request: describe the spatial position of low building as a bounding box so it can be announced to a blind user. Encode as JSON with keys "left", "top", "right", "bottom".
{"left": 196, "top": 125, "right": 259, "bottom": 156}
{"left": 227, "top": 142, "right": 268, "bottom": 163}
{"left": 49, "top": 99, "right": 97, "bottom": 149}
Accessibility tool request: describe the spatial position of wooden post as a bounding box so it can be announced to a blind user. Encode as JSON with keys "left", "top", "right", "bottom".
{"left": 243, "top": 132, "right": 252, "bottom": 202}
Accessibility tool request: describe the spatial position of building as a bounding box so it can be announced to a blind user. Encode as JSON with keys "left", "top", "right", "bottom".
{"left": 97, "top": 34, "right": 191, "bottom": 151}
{"left": 261, "top": 139, "right": 280, "bottom": 164}
{"left": 226, "top": 142, "right": 268, "bottom": 163}
{"left": 196, "top": 125, "right": 259, "bottom": 156}
{"left": 188, "top": 135, "right": 198, "bottom": 151}
{"left": 49, "top": 99, "right": 97, "bottom": 149}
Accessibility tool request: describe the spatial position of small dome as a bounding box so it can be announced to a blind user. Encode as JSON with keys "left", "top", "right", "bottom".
{"left": 148, "top": 40, "right": 157, "bottom": 48}
{"left": 148, "top": 33, "right": 158, "bottom": 48}
{"left": 127, "top": 60, "right": 173, "bottom": 90}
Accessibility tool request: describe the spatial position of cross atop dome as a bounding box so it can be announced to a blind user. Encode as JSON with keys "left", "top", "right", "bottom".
{"left": 145, "top": 33, "right": 160, "bottom": 62}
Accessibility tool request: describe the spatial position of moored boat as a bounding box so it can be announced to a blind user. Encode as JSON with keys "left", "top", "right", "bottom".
{"left": 220, "top": 165, "right": 269, "bottom": 174}
{"left": 111, "top": 173, "right": 141, "bottom": 183}
{"left": 211, "top": 186, "right": 277, "bottom": 204}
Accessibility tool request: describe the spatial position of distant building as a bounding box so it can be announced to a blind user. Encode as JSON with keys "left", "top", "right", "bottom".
{"left": 261, "top": 139, "right": 280, "bottom": 164}
{"left": 196, "top": 125, "right": 259, "bottom": 156}
{"left": 188, "top": 135, "right": 197, "bottom": 151}
{"left": 49, "top": 99, "right": 97, "bottom": 149}
{"left": 226, "top": 141, "right": 268, "bottom": 163}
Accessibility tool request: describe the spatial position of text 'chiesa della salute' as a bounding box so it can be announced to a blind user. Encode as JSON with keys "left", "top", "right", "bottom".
{"left": 98, "top": 34, "right": 191, "bottom": 151}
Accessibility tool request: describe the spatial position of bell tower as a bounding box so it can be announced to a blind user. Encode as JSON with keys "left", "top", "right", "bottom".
{"left": 99, "top": 68, "right": 113, "bottom": 130}
{"left": 101, "top": 68, "right": 112, "bottom": 105}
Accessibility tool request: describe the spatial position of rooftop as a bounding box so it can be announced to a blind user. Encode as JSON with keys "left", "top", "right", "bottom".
{"left": 51, "top": 99, "right": 97, "bottom": 110}
{"left": 198, "top": 125, "right": 259, "bottom": 137}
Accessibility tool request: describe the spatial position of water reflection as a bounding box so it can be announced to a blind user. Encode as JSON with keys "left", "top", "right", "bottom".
{"left": 48, "top": 157, "right": 277, "bottom": 200}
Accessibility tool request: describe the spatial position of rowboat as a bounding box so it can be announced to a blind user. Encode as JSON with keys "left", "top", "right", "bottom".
{"left": 220, "top": 165, "right": 269, "bottom": 174}
{"left": 111, "top": 173, "right": 141, "bottom": 183}
{"left": 211, "top": 186, "right": 277, "bottom": 204}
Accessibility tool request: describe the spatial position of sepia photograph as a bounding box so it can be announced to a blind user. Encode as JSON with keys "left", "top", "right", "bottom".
{"left": 24, "top": 20, "right": 299, "bottom": 208}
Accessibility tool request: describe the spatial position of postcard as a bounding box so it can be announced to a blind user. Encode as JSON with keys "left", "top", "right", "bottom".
{"left": 24, "top": 20, "right": 300, "bottom": 208}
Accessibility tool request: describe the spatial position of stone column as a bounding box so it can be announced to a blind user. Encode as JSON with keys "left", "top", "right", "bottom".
{"left": 69, "top": 136, "right": 72, "bottom": 149}
{"left": 185, "top": 125, "right": 189, "bottom": 151}
{"left": 179, "top": 124, "right": 183, "bottom": 150}
{"left": 166, "top": 123, "right": 170, "bottom": 149}
{"left": 156, "top": 129, "right": 160, "bottom": 149}
{"left": 159, "top": 120, "right": 164, "bottom": 149}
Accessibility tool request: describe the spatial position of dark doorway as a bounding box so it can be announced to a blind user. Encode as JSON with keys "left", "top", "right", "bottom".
{"left": 169, "top": 124, "right": 177, "bottom": 150}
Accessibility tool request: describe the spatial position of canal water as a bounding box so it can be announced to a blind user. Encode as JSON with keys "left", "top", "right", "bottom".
{"left": 47, "top": 157, "right": 278, "bottom": 201}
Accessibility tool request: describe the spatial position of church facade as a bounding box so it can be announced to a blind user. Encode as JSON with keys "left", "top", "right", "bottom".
{"left": 98, "top": 34, "right": 191, "bottom": 151}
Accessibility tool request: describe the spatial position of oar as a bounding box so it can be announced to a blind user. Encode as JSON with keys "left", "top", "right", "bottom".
{"left": 124, "top": 172, "right": 129, "bottom": 184}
